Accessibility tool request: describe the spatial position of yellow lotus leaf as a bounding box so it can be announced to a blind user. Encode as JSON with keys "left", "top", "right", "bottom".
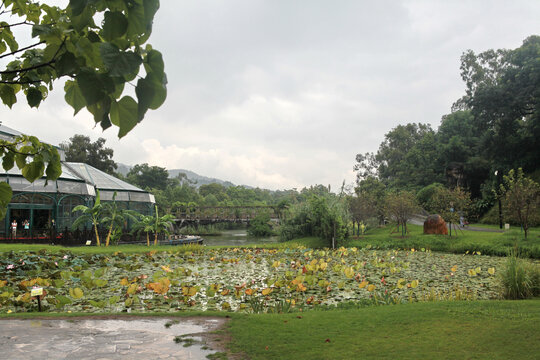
{"left": 221, "top": 301, "right": 231, "bottom": 310}
{"left": 182, "top": 286, "right": 197, "bottom": 297}
{"left": 359, "top": 281, "right": 368, "bottom": 289}
{"left": 127, "top": 283, "right": 138, "bottom": 295}
{"left": 120, "top": 278, "right": 130, "bottom": 286}
{"left": 451, "top": 265, "right": 458, "bottom": 272}
{"left": 475, "top": 267, "right": 481, "bottom": 273}
{"left": 344, "top": 267, "right": 355, "bottom": 279}
{"left": 488, "top": 267, "right": 496, "bottom": 275}
{"left": 297, "top": 283, "right": 307, "bottom": 292}
{"left": 161, "top": 265, "right": 172, "bottom": 273}
{"left": 468, "top": 269, "right": 476, "bottom": 276}
{"left": 410, "top": 280, "right": 419, "bottom": 288}
{"left": 245, "top": 288, "right": 253, "bottom": 296}
{"left": 0, "top": 280, "right": 7, "bottom": 287}
{"left": 262, "top": 288, "right": 273, "bottom": 296}
{"left": 16, "top": 292, "right": 32, "bottom": 303}
{"left": 69, "top": 287, "right": 84, "bottom": 299}
{"left": 367, "top": 284, "right": 376, "bottom": 292}
{"left": 320, "top": 262, "right": 328, "bottom": 271}
{"left": 272, "top": 261, "right": 281, "bottom": 268}
{"left": 310, "top": 259, "right": 318, "bottom": 266}
{"left": 397, "top": 278, "right": 406, "bottom": 289}
{"left": 221, "top": 289, "right": 230, "bottom": 296}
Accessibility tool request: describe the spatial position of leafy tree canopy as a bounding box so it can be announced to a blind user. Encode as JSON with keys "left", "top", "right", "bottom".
{"left": 126, "top": 163, "right": 168, "bottom": 190}
{"left": 0, "top": 0, "right": 166, "bottom": 138}
{"left": 62, "top": 134, "right": 117, "bottom": 174}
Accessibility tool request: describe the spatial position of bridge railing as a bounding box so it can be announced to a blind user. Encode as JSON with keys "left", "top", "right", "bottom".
{"left": 175, "top": 206, "right": 276, "bottom": 221}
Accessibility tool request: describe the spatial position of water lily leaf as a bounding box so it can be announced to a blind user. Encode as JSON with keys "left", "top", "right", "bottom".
{"left": 69, "top": 287, "right": 84, "bottom": 299}
{"left": 359, "top": 281, "right": 368, "bottom": 289}
{"left": 367, "top": 284, "right": 376, "bottom": 292}
{"left": 397, "top": 278, "right": 406, "bottom": 289}
{"left": 410, "top": 280, "right": 419, "bottom": 288}
{"left": 262, "top": 288, "right": 273, "bottom": 296}
{"left": 488, "top": 268, "right": 495, "bottom": 275}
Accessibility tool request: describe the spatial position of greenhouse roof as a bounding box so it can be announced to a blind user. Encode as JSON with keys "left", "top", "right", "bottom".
{"left": 64, "top": 162, "right": 145, "bottom": 192}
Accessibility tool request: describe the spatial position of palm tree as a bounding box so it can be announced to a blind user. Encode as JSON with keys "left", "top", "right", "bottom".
{"left": 72, "top": 189, "right": 103, "bottom": 246}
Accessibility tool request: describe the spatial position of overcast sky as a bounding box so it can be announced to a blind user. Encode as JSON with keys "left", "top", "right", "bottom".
{"left": 1, "top": 1, "right": 539, "bottom": 191}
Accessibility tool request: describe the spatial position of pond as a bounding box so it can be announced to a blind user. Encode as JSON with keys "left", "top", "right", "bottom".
{"left": 203, "top": 229, "right": 280, "bottom": 247}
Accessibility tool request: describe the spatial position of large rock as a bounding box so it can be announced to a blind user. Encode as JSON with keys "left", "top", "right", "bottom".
{"left": 423, "top": 214, "right": 448, "bottom": 235}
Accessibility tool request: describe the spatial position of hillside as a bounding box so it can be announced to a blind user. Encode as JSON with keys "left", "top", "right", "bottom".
{"left": 117, "top": 164, "right": 236, "bottom": 188}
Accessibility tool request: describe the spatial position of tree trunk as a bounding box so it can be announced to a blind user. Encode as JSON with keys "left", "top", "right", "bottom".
{"left": 146, "top": 232, "right": 150, "bottom": 246}
{"left": 94, "top": 223, "right": 101, "bottom": 246}
{"left": 105, "top": 223, "right": 113, "bottom": 247}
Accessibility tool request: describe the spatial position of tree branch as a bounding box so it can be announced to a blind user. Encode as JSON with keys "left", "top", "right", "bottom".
{"left": 0, "top": 41, "right": 45, "bottom": 59}
{"left": 0, "top": 37, "right": 65, "bottom": 75}
{"left": 0, "top": 20, "right": 31, "bottom": 28}
{"left": 0, "top": 79, "right": 42, "bottom": 84}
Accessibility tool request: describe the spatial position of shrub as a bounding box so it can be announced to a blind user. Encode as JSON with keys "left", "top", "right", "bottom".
{"left": 247, "top": 213, "right": 274, "bottom": 237}
{"left": 499, "top": 250, "right": 540, "bottom": 299}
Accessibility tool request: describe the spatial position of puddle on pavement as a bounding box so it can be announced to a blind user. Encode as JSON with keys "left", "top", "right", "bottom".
{"left": 0, "top": 318, "right": 226, "bottom": 359}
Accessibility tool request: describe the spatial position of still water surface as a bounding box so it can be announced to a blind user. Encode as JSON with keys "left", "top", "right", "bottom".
{"left": 203, "top": 229, "right": 279, "bottom": 247}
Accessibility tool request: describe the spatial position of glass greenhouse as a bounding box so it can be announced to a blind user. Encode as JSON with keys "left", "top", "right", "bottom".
{"left": 0, "top": 125, "right": 154, "bottom": 239}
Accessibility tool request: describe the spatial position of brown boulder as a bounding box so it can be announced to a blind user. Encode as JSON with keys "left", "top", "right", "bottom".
{"left": 423, "top": 214, "right": 448, "bottom": 235}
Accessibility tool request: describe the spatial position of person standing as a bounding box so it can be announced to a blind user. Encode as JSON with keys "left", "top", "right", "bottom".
{"left": 11, "top": 219, "right": 17, "bottom": 238}
{"left": 23, "top": 219, "right": 30, "bottom": 236}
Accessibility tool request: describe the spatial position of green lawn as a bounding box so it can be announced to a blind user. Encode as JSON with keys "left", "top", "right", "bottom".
{"left": 347, "top": 224, "right": 540, "bottom": 258}
{"left": 227, "top": 300, "right": 540, "bottom": 359}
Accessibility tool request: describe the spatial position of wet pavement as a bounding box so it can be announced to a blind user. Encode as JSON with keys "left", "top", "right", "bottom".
{"left": 0, "top": 317, "right": 227, "bottom": 359}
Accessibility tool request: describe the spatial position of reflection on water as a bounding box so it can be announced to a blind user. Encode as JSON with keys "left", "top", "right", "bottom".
{"left": 203, "top": 229, "right": 279, "bottom": 246}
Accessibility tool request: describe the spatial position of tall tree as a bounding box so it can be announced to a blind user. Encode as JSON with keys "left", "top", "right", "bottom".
{"left": 460, "top": 36, "right": 540, "bottom": 175}
{"left": 384, "top": 191, "right": 419, "bottom": 237}
{"left": 127, "top": 163, "right": 169, "bottom": 190}
{"left": 62, "top": 135, "right": 117, "bottom": 174}
{"left": 500, "top": 168, "right": 540, "bottom": 239}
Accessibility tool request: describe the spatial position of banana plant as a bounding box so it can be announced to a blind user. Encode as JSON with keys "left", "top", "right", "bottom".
{"left": 152, "top": 206, "right": 175, "bottom": 246}
{"left": 132, "top": 214, "right": 155, "bottom": 246}
{"left": 72, "top": 190, "right": 103, "bottom": 246}
{"left": 100, "top": 192, "right": 140, "bottom": 246}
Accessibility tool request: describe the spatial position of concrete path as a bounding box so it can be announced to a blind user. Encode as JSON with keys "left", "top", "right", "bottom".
{"left": 0, "top": 317, "right": 228, "bottom": 360}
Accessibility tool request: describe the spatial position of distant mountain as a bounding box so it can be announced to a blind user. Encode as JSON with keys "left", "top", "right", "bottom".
{"left": 116, "top": 164, "right": 236, "bottom": 188}
{"left": 168, "top": 168, "right": 236, "bottom": 188}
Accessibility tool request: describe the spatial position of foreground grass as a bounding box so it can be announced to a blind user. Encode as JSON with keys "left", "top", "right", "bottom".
{"left": 348, "top": 224, "right": 540, "bottom": 258}
{"left": 228, "top": 300, "right": 540, "bottom": 360}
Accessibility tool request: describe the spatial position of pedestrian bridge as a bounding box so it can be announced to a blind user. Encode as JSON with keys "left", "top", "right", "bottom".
{"left": 174, "top": 205, "right": 278, "bottom": 227}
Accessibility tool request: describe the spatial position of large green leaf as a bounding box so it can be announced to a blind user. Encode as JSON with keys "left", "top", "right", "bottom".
{"left": 136, "top": 73, "right": 166, "bottom": 114}
{"left": 102, "top": 11, "right": 128, "bottom": 41}
{"left": 110, "top": 96, "right": 138, "bottom": 138}
{"left": 0, "top": 85, "right": 17, "bottom": 108}
{"left": 0, "top": 182, "right": 13, "bottom": 220}
{"left": 69, "top": 0, "right": 88, "bottom": 17}
{"left": 77, "top": 69, "right": 104, "bottom": 106}
{"left": 26, "top": 87, "right": 43, "bottom": 107}
{"left": 21, "top": 159, "right": 45, "bottom": 182}
{"left": 64, "top": 80, "right": 86, "bottom": 115}
{"left": 99, "top": 43, "right": 142, "bottom": 77}
{"left": 143, "top": 49, "right": 164, "bottom": 76}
